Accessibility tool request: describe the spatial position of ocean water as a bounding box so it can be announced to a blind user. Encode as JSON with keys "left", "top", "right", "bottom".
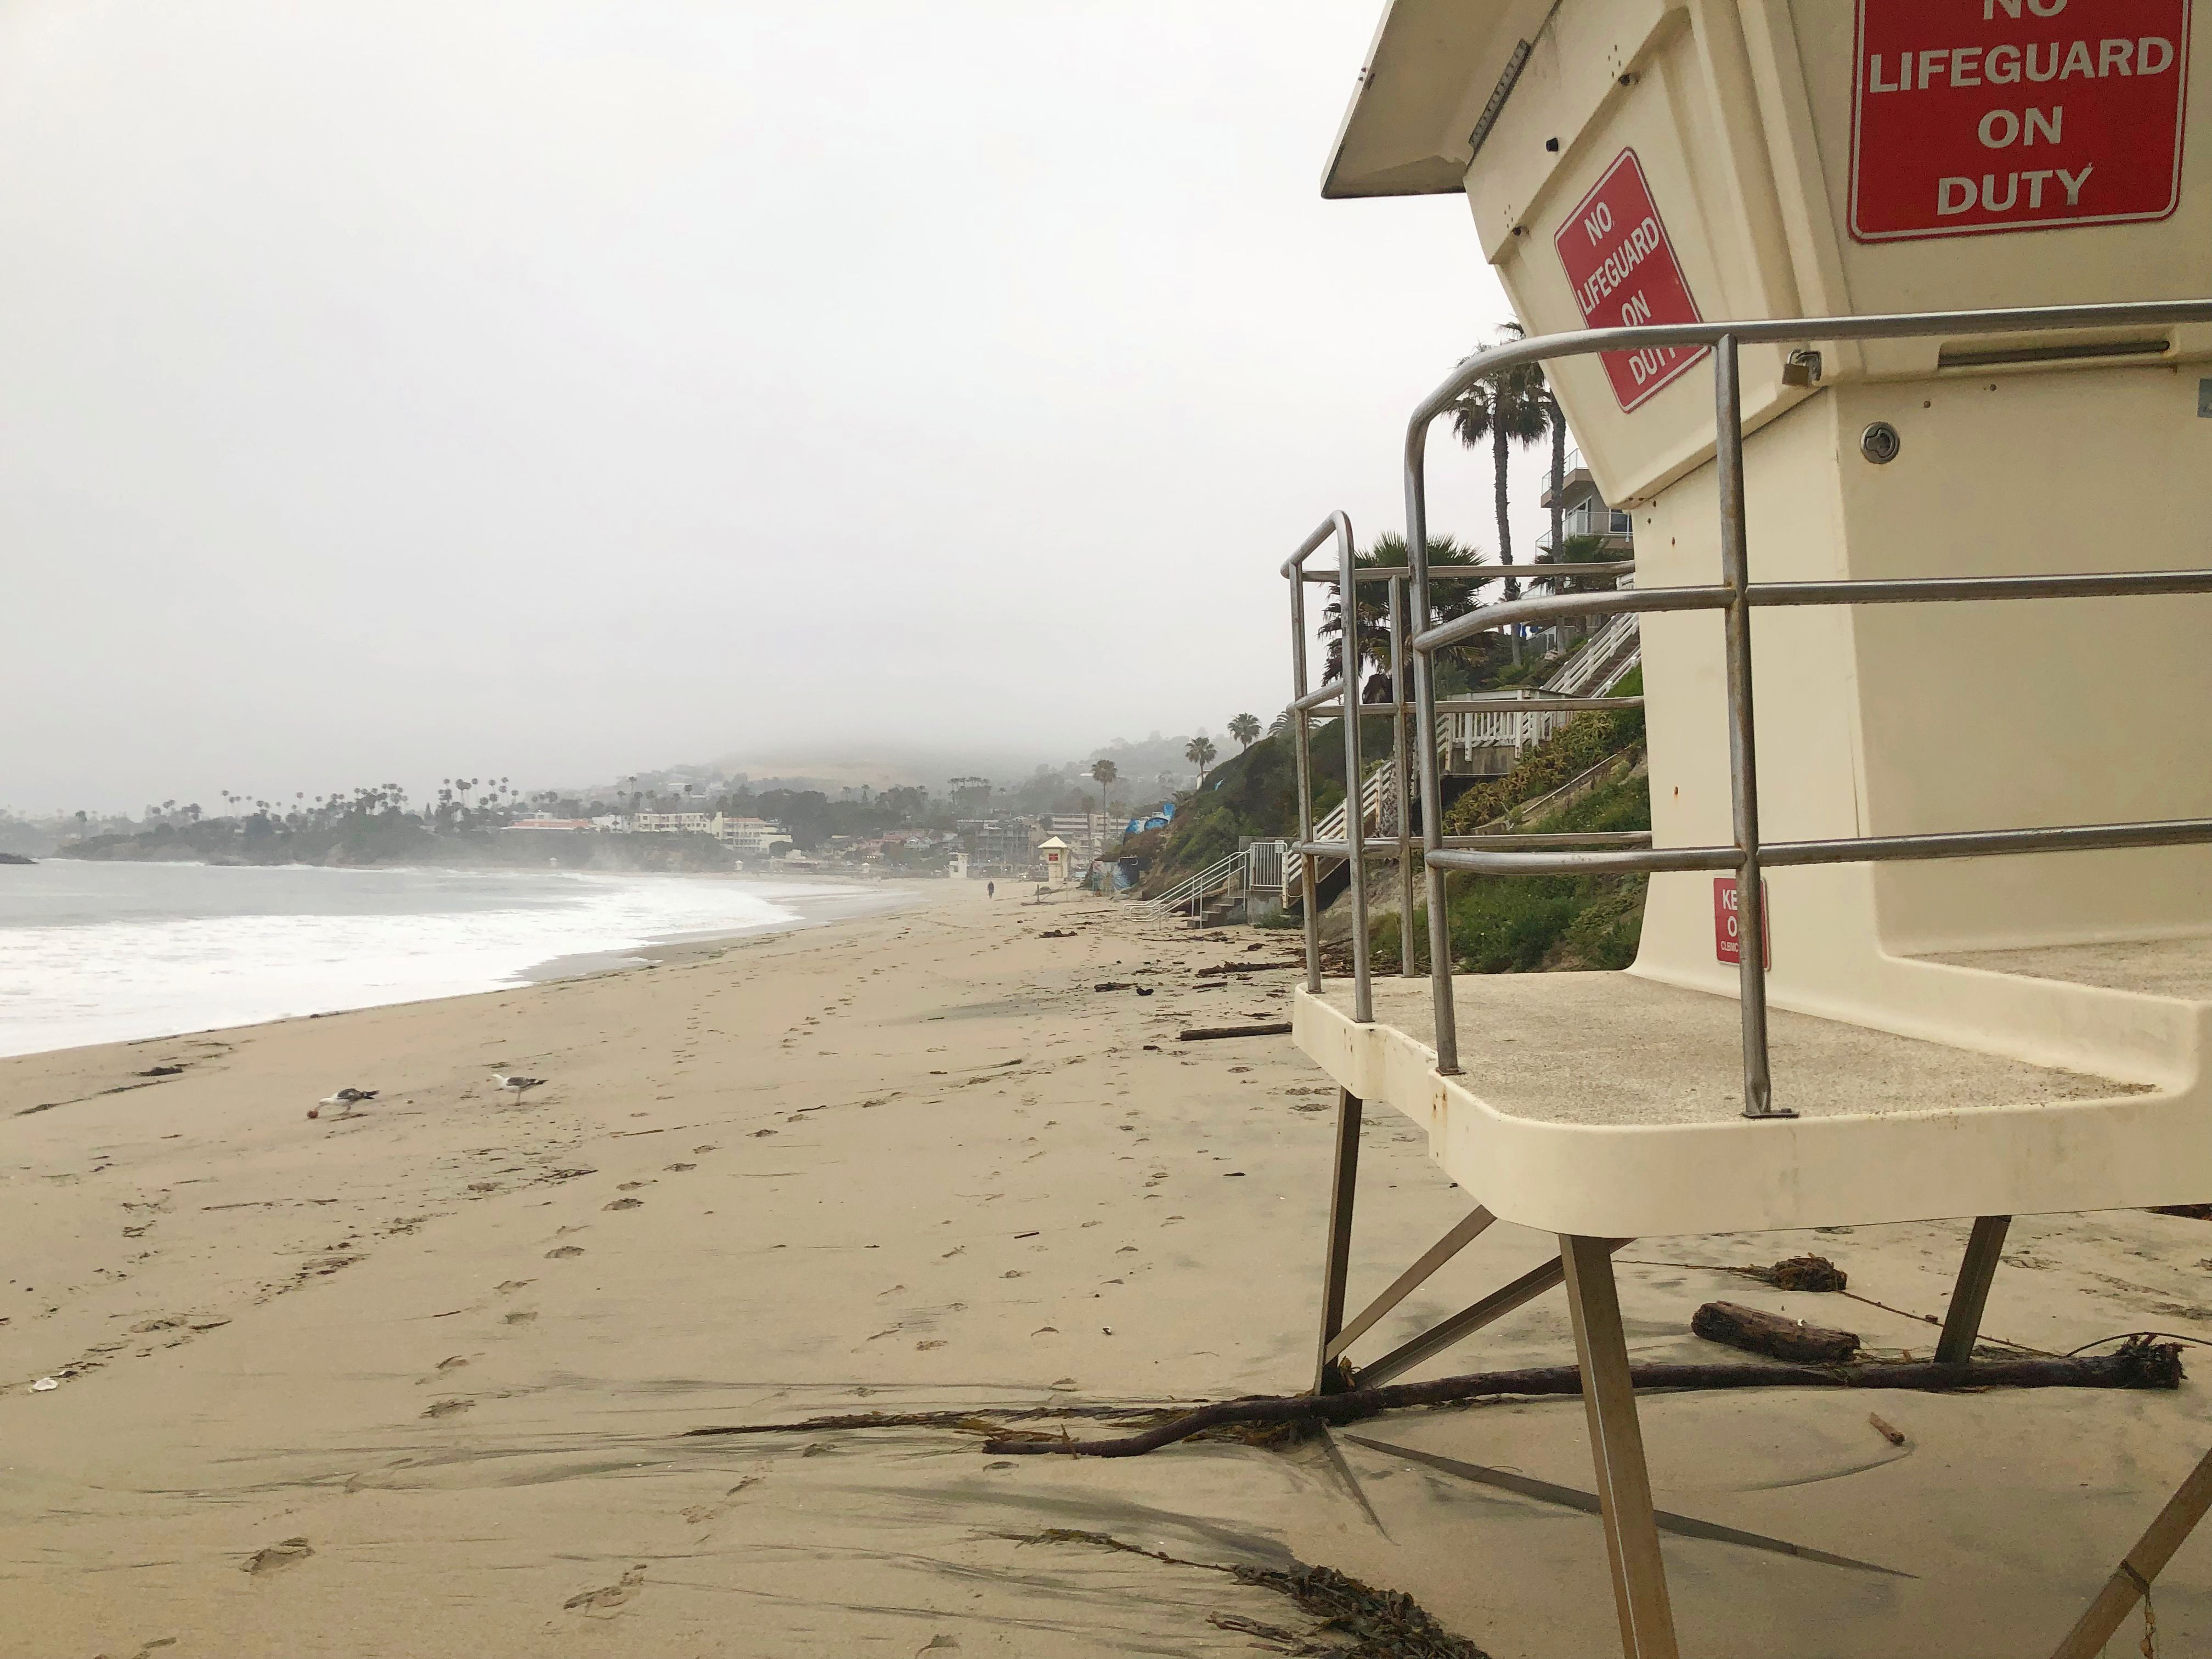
{"left": 0, "top": 860, "right": 856, "bottom": 1060}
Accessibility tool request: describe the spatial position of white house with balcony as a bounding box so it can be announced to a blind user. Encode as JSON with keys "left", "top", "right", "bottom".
{"left": 1531, "top": 448, "right": 1635, "bottom": 660}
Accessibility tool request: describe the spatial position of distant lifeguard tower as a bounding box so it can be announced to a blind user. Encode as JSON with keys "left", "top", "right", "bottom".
{"left": 1278, "top": 4, "right": 2212, "bottom": 1655}
{"left": 1038, "top": 836, "right": 1074, "bottom": 885}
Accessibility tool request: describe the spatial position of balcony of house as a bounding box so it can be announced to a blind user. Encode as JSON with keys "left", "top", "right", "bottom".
{"left": 1537, "top": 446, "right": 1594, "bottom": 511}
{"left": 1533, "top": 502, "right": 1634, "bottom": 558}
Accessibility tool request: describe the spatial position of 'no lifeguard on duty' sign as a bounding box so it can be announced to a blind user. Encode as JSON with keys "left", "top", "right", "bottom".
{"left": 1554, "top": 150, "right": 1707, "bottom": 412}
{"left": 1850, "top": 0, "right": 2191, "bottom": 241}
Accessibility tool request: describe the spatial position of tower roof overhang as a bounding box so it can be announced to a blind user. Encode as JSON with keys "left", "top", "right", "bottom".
{"left": 1320, "top": 0, "right": 1551, "bottom": 201}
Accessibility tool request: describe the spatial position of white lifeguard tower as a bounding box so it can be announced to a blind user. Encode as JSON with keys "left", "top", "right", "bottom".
{"left": 1281, "top": 5, "right": 2212, "bottom": 1655}
{"left": 1038, "top": 836, "right": 1074, "bottom": 885}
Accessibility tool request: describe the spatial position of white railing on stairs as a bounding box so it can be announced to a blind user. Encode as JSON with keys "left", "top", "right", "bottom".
{"left": 1282, "top": 611, "right": 1643, "bottom": 910}
{"left": 1147, "top": 849, "right": 1245, "bottom": 917}
{"left": 1283, "top": 761, "right": 1393, "bottom": 901}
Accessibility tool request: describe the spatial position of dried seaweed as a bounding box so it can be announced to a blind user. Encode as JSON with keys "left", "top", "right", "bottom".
{"left": 1753, "top": 1253, "right": 1849, "bottom": 1291}
{"left": 1022, "top": 1530, "right": 1491, "bottom": 1659}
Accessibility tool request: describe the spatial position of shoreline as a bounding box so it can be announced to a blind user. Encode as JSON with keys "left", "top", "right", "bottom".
{"left": 517, "top": 878, "right": 919, "bottom": 983}
{"left": 1, "top": 862, "right": 923, "bottom": 1065}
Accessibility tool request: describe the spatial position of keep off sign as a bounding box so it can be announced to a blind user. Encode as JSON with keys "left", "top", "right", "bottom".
{"left": 1713, "top": 877, "right": 1771, "bottom": 969}
{"left": 1851, "top": 0, "right": 2190, "bottom": 241}
{"left": 1554, "top": 150, "right": 1707, "bottom": 411}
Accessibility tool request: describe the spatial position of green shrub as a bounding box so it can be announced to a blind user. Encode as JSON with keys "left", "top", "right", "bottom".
{"left": 1443, "top": 669, "right": 1645, "bottom": 834}
{"left": 1362, "top": 764, "right": 1652, "bottom": 975}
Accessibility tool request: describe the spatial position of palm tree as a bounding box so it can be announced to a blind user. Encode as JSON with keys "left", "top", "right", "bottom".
{"left": 1228, "top": 713, "right": 1261, "bottom": 751}
{"left": 1318, "top": 532, "right": 1491, "bottom": 697}
{"left": 1448, "top": 324, "right": 1550, "bottom": 647}
{"left": 1090, "top": 759, "right": 1118, "bottom": 831}
{"left": 1184, "top": 734, "right": 1218, "bottom": 784}
{"left": 1542, "top": 376, "right": 1568, "bottom": 570}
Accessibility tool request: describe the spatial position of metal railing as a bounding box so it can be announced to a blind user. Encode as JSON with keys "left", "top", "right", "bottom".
{"left": 1147, "top": 849, "right": 1244, "bottom": 917}
{"left": 1245, "top": 839, "right": 1286, "bottom": 893}
{"left": 1319, "top": 295, "right": 2212, "bottom": 1121}
{"left": 1283, "top": 527, "right": 1643, "bottom": 992}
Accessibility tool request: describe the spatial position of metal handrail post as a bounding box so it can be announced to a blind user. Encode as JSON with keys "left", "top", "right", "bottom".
{"left": 1286, "top": 518, "right": 1349, "bottom": 996}
{"left": 1405, "top": 427, "right": 1460, "bottom": 1071}
{"left": 1338, "top": 516, "right": 1373, "bottom": 1022}
{"left": 1714, "top": 336, "right": 1787, "bottom": 1121}
{"left": 1390, "top": 573, "right": 1416, "bottom": 978}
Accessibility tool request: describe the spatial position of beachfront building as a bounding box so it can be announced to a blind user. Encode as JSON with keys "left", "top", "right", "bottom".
{"left": 627, "top": 811, "right": 715, "bottom": 834}
{"left": 504, "top": 816, "right": 592, "bottom": 832}
{"left": 958, "top": 817, "right": 1037, "bottom": 877}
{"left": 712, "top": 816, "right": 789, "bottom": 856}
{"left": 1041, "top": 812, "right": 1105, "bottom": 860}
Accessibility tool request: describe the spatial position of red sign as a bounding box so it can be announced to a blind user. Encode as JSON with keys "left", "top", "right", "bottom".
{"left": 1713, "top": 877, "right": 1771, "bottom": 968}
{"left": 1554, "top": 150, "right": 1707, "bottom": 411}
{"left": 1850, "top": 0, "right": 2190, "bottom": 242}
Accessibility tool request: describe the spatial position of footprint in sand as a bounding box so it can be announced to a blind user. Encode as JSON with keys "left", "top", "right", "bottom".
{"left": 681, "top": 1475, "right": 762, "bottom": 1526}
{"left": 546, "top": 1245, "right": 585, "bottom": 1259}
{"left": 436, "top": 1356, "right": 470, "bottom": 1372}
{"left": 693, "top": 1146, "right": 718, "bottom": 1154}
{"left": 603, "top": 1198, "right": 643, "bottom": 1212}
{"left": 421, "top": 1397, "right": 475, "bottom": 1419}
{"left": 563, "top": 1565, "right": 646, "bottom": 1615}
{"left": 504, "top": 1310, "right": 537, "bottom": 1325}
{"left": 665, "top": 1163, "right": 696, "bottom": 1172}
{"left": 242, "top": 1537, "right": 313, "bottom": 1576}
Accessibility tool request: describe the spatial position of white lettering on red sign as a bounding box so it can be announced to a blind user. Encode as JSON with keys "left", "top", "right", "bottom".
{"left": 1553, "top": 150, "right": 1707, "bottom": 412}
{"left": 1851, "top": 0, "right": 2189, "bottom": 241}
{"left": 1713, "top": 877, "right": 1772, "bottom": 968}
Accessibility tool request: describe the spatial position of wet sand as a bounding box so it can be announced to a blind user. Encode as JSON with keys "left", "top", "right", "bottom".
{"left": 4, "top": 878, "right": 2211, "bottom": 1656}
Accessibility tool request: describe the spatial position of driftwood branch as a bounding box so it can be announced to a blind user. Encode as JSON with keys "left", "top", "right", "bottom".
{"left": 1177, "top": 1022, "right": 1293, "bottom": 1041}
{"left": 1692, "top": 1300, "right": 1860, "bottom": 1363}
{"left": 980, "top": 1338, "right": 2183, "bottom": 1458}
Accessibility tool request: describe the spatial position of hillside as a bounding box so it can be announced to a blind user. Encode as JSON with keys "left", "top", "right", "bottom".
{"left": 55, "top": 815, "right": 740, "bottom": 872}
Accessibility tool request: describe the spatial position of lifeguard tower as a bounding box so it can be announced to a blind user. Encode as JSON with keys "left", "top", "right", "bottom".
{"left": 1281, "top": 4, "right": 2212, "bottom": 1655}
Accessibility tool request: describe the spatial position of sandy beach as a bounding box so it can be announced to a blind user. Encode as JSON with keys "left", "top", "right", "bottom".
{"left": 7, "top": 877, "right": 2212, "bottom": 1657}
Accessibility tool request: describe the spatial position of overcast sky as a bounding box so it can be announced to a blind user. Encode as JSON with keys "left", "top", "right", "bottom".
{"left": 0, "top": 1, "right": 1543, "bottom": 814}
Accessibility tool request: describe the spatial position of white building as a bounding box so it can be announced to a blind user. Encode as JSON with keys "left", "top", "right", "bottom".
{"left": 713, "top": 816, "right": 790, "bottom": 855}
{"left": 628, "top": 811, "right": 716, "bottom": 833}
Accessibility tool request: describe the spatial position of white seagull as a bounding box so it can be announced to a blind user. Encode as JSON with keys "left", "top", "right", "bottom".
{"left": 309, "top": 1087, "right": 378, "bottom": 1120}
{"left": 492, "top": 1073, "right": 546, "bottom": 1102}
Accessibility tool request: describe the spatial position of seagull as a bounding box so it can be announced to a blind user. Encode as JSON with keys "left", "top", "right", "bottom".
{"left": 492, "top": 1074, "right": 546, "bottom": 1102}
{"left": 309, "top": 1087, "right": 378, "bottom": 1120}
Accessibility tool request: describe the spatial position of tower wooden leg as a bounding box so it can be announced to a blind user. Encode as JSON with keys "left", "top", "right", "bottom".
{"left": 1936, "top": 1215, "right": 2011, "bottom": 1365}
{"left": 1561, "top": 1234, "right": 1679, "bottom": 1659}
{"left": 1313, "top": 1088, "right": 1362, "bottom": 1395}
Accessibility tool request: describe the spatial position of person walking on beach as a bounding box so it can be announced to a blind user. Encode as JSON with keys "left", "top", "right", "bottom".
{"left": 987, "top": 881, "right": 995, "bottom": 898}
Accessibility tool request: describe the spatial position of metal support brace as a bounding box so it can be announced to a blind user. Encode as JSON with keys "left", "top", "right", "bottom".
{"left": 1313, "top": 1088, "right": 1363, "bottom": 1395}
{"left": 2050, "top": 1443, "right": 2212, "bottom": 1659}
{"left": 1561, "top": 1235, "right": 1680, "bottom": 1659}
{"left": 1325, "top": 1206, "right": 1496, "bottom": 1364}
{"left": 1936, "top": 1215, "right": 2011, "bottom": 1365}
{"left": 1355, "top": 1240, "right": 1632, "bottom": 1390}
